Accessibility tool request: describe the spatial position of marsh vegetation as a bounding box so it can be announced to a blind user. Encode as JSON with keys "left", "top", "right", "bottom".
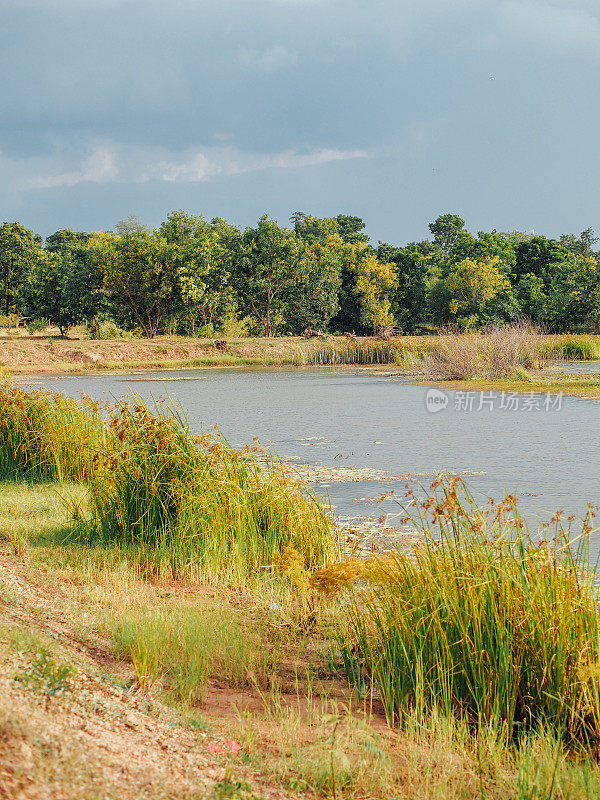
{"left": 2, "top": 381, "right": 600, "bottom": 797}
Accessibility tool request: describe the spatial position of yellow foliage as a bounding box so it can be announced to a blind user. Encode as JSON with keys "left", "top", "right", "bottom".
{"left": 446, "top": 256, "right": 509, "bottom": 317}
{"left": 352, "top": 253, "right": 398, "bottom": 329}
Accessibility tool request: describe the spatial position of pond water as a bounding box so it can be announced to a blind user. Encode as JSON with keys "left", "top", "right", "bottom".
{"left": 547, "top": 360, "right": 600, "bottom": 375}
{"left": 19, "top": 367, "right": 600, "bottom": 543}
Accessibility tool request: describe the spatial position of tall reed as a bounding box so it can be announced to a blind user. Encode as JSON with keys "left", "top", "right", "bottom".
{"left": 290, "top": 340, "right": 396, "bottom": 366}
{"left": 317, "top": 477, "right": 600, "bottom": 745}
{"left": 425, "top": 324, "right": 547, "bottom": 379}
{"left": 0, "top": 382, "right": 105, "bottom": 482}
{"left": 80, "top": 399, "right": 338, "bottom": 579}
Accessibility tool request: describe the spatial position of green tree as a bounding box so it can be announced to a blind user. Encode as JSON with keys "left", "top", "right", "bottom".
{"left": 335, "top": 214, "right": 369, "bottom": 245}
{"left": 239, "top": 216, "right": 318, "bottom": 336}
{"left": 429, "top": 214, "right": 466, "bottom": 255}
{"left": 0, "top": 222, "right": 42, "bottom": 318}
{"left": 445, "top": 256, "right": 511, "bottom": 328}
{"left": 292, "top": 213, "right": 340, "bottom": 244}
{"left": 559, "top": 228, "right": 598, "bottom": 257}
{"left": 376, "top": 243, "right": 427, "bottom": 332}
{"left": 159, "top": 211, "right": 239, "bottom": 334}
{"left": 513, "top": 236, "right": 566, "bottom": 282}
{"left": 45, "top": 229, "right": 91, "bottom": 254}
{"left": 548, "top": 255, "right": 600, "bottom": 332}
{"left": 91, "top": 230, "right": 178, "bottom": 337}
{"left": 21, "top": 249, "right": 102, "bottom": 336}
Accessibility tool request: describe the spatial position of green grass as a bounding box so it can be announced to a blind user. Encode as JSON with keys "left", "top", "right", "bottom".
{"left": 319, "top": 476, "right": 600, "bottom": 748}
{"left": 110, "top": 598, "right": 280, "bottom": 703}
{"left": 0, "top": 382, "right": 105, "bottom": 482}
{"left": 75, "top": 398, "right": 337, "bottom": 580}
{"left": 0, "top": 382, "right": 338, "bottom": 581}
{"left": 546, "top": 335, "right": 600, "bottom": 361}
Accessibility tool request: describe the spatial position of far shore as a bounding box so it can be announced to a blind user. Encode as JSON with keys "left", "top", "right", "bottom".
{"left": 2, "top": 330, "right": 600, "bottom": 397}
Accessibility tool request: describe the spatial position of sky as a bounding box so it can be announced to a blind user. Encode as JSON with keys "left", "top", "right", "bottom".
{"left": 1, "top": 0, "right": 599, "bottom": 244}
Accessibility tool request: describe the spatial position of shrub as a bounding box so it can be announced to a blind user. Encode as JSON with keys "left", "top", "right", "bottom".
{"left": 319, "top": 477, "right": 600, "bottom": 745}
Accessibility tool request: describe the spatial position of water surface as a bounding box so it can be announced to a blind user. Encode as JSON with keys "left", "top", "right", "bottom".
{"left": 20, "top": 368, "right": 600, "bottom": 544}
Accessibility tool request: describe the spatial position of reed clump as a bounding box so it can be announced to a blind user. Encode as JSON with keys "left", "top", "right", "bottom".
{"left": 290, "top": 339, "right": 397, "bottom": 366}
{"left": 548, "top": 335, "right": 600, "bottom": 361}
{"left": 79, "top": 399, "right": 337, "bottom": 579}
{"left": 425, "top": 324, "right": 548, "bottom": 379}
{"left": 0, "top": 382, "right": 105, "bottom": 482}
{"left": 318, "top": 477, "right": 600, "bottom": 746}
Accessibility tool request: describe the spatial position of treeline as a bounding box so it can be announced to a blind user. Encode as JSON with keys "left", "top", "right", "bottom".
{"left": 0, "top": 211, "right": 599, "bottom": 337}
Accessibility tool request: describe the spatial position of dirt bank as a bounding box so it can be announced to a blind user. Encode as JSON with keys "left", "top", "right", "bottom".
{"left": 0, "top": 335, "right": 405, "bottom": 375}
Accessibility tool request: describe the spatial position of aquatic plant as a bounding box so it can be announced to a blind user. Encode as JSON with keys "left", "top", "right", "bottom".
{"left": 80, "top": 398, "right": 338, "bottom": 579}
{"left": 0, "top": 382, "right": 104, "bottom": 482}
{"left": 318, "top": 476, "right": 600, "bottom": 746}
{"left": 289, "top": 339, "right": 397, "bottom": 366}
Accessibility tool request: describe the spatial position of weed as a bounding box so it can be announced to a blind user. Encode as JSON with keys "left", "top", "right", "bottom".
{"left": 15, "top": 646, "right": 75, "bottom": 696}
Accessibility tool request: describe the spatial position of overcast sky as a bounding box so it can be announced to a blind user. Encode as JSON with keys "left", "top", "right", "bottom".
{"left": 1, "top": 0, "right": 599, "bottom": 243}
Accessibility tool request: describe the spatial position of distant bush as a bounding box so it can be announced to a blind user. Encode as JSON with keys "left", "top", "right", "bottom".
{"left": 426, "top": 323, "right": 547, "bottom": 379}
{"left": 87, "top": 318, "right": 132, "bottom": 340}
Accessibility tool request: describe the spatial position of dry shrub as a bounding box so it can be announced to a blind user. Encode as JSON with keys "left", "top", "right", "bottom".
{"left": 426, "top": 323, "right": 546, "bottom": 379}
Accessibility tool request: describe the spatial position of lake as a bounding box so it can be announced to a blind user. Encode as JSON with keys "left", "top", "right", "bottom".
{"left": 19, "top": 367, "right": 600, "bottom": 542}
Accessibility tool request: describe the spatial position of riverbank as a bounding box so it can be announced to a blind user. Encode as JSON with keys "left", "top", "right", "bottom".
{"left": 3, "top": 386, "right": 600, "bottom": 798}
{"left": 2, "top": 331, "right": 599, "bottom": 377}
{"left": 3, "top": 479, "right": 600, "bottom": 800}
{"left": 0, "top": 335, "right": 402, "bottom": 375}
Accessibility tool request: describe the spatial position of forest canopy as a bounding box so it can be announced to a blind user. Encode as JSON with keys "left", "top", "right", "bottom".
{"left": 1, "top": 212, "right": 599, "bottom": 337}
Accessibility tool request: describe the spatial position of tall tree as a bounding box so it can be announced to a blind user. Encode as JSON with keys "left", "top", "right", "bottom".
{"left": 90, "top": 230, "right": 178, "bottom": 337}
{"left": 335, "top": 214, "right": 369, "bottom": 245}
{"left": 159, "top": 210, "right": 240, "bottom": 333}
{"left": 377, "top": 244, "right": 428, "bottom": 332}
{"left": 445, "top": 256, "right": 511, "bottom": 328}
{"left": 429, "top": 214, "right": 466, "bottom": 255}
{"left": 239, "top": 216, "right": 312, "bottom": 337}
{"left": 0, "top": 222, "right": 41, "bottom": 318}
{"left": 22, "top": 249, "right": 102, "bottom": 336}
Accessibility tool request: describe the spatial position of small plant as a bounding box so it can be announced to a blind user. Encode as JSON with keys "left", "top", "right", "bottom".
{"left": 211, "top": 769, "right": 262, "bottom": 800}
{"left": 15, "top": 647, "right": 74, "bottom": 696}
{"left": 111, "top": 599, "right": 277, "bottom": 703}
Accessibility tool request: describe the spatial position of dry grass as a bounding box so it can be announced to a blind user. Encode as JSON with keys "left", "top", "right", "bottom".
{"left": 423, "top": 324, "right": 548, "bottom": 380}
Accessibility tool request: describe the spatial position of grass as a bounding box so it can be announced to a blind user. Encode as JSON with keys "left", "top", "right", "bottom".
{"left": 78, "top": 398, "right": 337, "bottom": 580}
{"left": 0, "top": 382, "right": 105, "bottom": 482}
{"left": 421, "top": 324, "right": 548, "bottom": 380}
{"left": 110, "top": 597, "right": 282, "bottom": 703}
{"left": 0, "top": 382, "right": 338, "bottom": 581}
{"left": 4, "top": 478, "right": 600, "bottom": 797}
{"left": 317, "top": 476, "right": 600, "bottom": 749}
